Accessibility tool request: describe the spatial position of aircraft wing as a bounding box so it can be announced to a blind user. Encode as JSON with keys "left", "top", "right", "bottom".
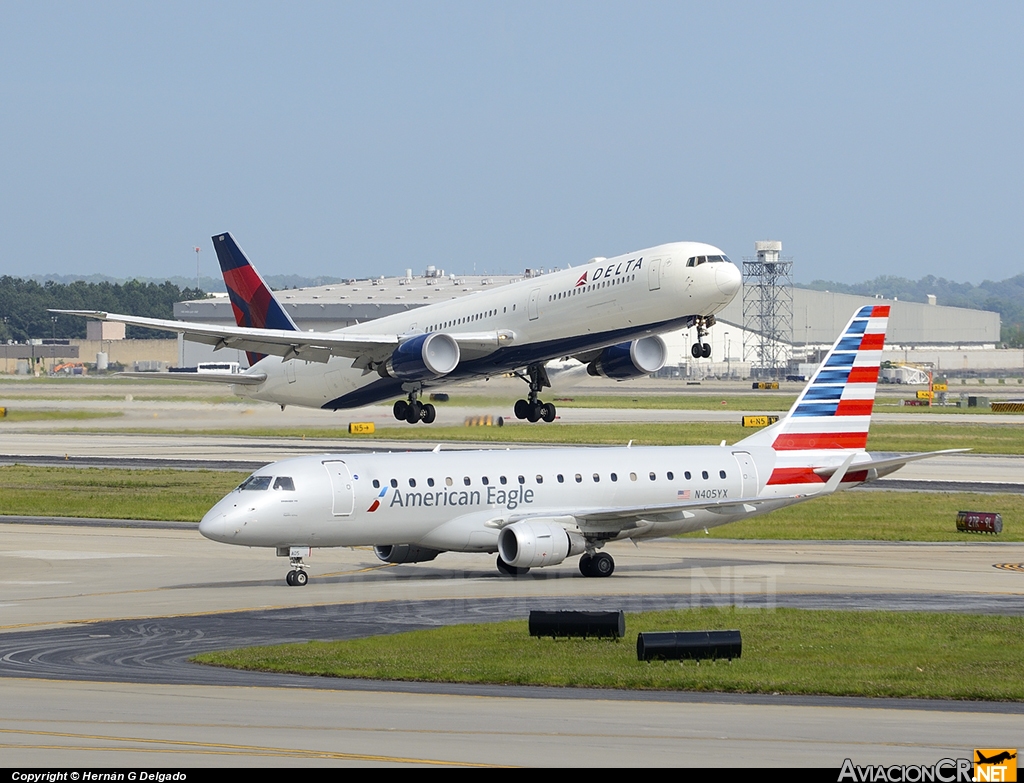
{"left": 51, "top": 310, "right": 515, "bottom": 365}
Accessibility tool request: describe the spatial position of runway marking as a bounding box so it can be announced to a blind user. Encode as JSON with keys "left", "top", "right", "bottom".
{"left": 0, "top": 728, "right": 503, "bottom": 766}
{"left": 0, "top": 550, "right": 161, "bottom": 560}
{"left": 993, "top": 563, "right": 1024, "bottom": 573}
{"left": 0, "top": 721, "right": 991, "bottom": 754}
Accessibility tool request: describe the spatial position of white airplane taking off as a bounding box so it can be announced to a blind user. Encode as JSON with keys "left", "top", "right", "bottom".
{"left": 56, "top": 232, "right": 740, "bottom": 424}
{"left": 199, "top": 305, "right": 960, "bottom": 585}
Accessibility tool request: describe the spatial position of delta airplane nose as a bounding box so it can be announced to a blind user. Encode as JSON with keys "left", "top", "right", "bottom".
{"left": 716, "top": 261, "right": 741, "bottom": 297}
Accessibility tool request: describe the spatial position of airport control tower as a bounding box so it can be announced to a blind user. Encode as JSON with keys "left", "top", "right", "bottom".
{"left": 742, "top": 240, "right": 793, "bottom": 379}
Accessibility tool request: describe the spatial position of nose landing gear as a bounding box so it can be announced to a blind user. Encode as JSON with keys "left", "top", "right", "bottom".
{"left": 285, "top": 551, "right": 309, "bottom": 586}
{"left": 690, "top": 315, "right": 714, "bottom": 359}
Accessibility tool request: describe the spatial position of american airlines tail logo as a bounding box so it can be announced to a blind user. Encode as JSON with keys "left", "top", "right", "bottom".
{"left": 367, "top": 486, "right": 387, "bottom": 512}
{"left": 575, "top": 272, "right": 588, "bottom": 287}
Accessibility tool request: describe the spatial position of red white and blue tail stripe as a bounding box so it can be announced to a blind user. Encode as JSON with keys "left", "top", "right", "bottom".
{"left": 770, "top": 304, "right": 888, "bottom": 452}
{"left": 738, "top": 305, "right": 889, "bottom": 488}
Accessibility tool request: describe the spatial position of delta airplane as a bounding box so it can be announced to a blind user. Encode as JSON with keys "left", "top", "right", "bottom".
{"left": 199, "top": 305, "right": 960, "bottom": 585}
{"left": 57, "top": 232, "right": 740, "bottom": 424}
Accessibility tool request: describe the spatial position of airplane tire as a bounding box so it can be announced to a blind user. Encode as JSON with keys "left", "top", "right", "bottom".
{"left": 514, "top": 399, "right": 529, "bottom": 420}
{"left": 286, "top": 570, "right": 296, "bottom": 586}
{"left": 393, "top": 400, "right": 408, "bottom": 420}
{"left": 701, "top": 343, "right": 712, "bottom": 358}
{"left": 578, "top": 554, "right": 594, "bottom": 577}
{"left": 691, "top": 343, "right": 702, "bottom": 358}
{"left": 541, "top": 402, "right": 556, "bottom": 422}
{"left": 421, "top": 403, "right": 436, "bottom": 424}
{"left": 405, "top": 401, "right": 422, "bottom": 424}
{"left": 591, "top": 552, "right": 615, "bottom": 577}
{"left": 294, "top": 570, "right": 308, "bottom": 586}
{"left": 496, "top": 555, "right": 530, "bottom": 577}
{"left": 526, "top": 402, "right": 542, "bottom": 423}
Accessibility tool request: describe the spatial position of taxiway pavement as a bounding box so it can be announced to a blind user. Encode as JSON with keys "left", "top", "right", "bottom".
{"left": 1, "top": 523, "right": 1022, "bottom": 766}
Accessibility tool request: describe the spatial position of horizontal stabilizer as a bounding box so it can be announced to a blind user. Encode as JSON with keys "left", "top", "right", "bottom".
{"left": 813, "top": 449, "right": 971, "bottom": 478}
{"left": 116, "top": 371, "right": 267, "bottom": 386}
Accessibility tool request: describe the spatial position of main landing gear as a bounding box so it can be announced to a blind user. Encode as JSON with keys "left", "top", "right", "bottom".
{"left": 513, "top": 363, "right": 557, "bottom": 423}
{"left": 690, "top": 315, "right": 714, "bottom": 359}
{"left": 393, "top": 394, "right": 436, "bottom": 425}
{"left": 579, "top": 552, "right": 615, "bottom": 578}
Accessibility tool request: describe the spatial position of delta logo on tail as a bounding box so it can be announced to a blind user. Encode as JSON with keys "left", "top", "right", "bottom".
{"left": 212, "top": 233, "right": 299, "bottom": 365}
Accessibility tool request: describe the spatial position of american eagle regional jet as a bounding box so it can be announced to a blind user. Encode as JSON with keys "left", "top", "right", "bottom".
{"left": 199, "top": 305, "right": 960, "bottom": 585}
{"left": 56, "top": 232, "right": 741, "bottom": 424}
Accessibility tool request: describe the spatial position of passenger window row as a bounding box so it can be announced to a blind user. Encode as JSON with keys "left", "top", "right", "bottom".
{"left": 371, "top": 469, "right": 727, "bottom": 489}
{"left": 427, "top": 308, "right": 499, "bottom": 333}
{"left": 549, "top": 274, "right": 636, "bottom": 302}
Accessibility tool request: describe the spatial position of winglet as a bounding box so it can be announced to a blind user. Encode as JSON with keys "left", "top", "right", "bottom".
{"left": 49, "top": 309, "right": 107, "bottom": 319}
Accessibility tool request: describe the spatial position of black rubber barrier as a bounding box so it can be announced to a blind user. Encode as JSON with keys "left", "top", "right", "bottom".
{"left": 637, "top": 630, "right": 742, "bottom": 661}
{"left": 528, "top": 610, "right": 625, "bottom": 639}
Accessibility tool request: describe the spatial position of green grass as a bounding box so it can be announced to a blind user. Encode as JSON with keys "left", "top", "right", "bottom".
{"left": 0, "top": 394, "right": 241, "bottom": 403}
{"left": 682, "top": 490, "right": 1024, "bottom": 541}
{"left": 193, "top": 608, "right": 1024, "bottom": 700}
{"left": 0, "top": 465, "right": 248, "bottom": 521}
{"left": 0, "top": 409, "right": 123, "bottom": 422}
{"left": 79, "top": 419, "right": 1024, "bottom": 454}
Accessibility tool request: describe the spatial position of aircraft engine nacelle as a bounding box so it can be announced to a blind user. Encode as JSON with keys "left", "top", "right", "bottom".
{"left": 587, "top": 335, "right": 667, "bottom": 380}
{"left": 382, "top": 333, "right": 461, "bottom": 381}
{"left": 497, "top": 521, "right": 586, "bottom": 569}
{"left": 373, "top": 544, "right": 443, "bottom": 564}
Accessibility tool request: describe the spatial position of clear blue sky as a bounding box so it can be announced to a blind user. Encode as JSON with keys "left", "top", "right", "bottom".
{"left": 1, "top": 2, "right": 1021, "bottom": 284}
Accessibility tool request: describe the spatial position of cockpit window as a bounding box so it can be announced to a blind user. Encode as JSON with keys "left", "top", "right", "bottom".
{"left": 238, "top": 475, "right": 272, "bottom": 491}
{"left": 687, "top": 254, "right": 732, "bottom": 267}
{"left": 273, "top": 477, "right": 295, "bottom": 491}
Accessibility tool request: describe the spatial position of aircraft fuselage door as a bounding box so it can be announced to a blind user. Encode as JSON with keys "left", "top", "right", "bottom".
{"left": 732, "top": 451, "right": 758, "bottom": 497}
{"left": 323, "top": 460, "right": 355, "bottom": 516}
{"left": 648, "top": 258, "right": 662, "bottom": 291}
{"left": 285, "top": 358, "right": 296, "bottom": 384}
{"left": 528, "top": 288, "right": 541, "bottom": 321}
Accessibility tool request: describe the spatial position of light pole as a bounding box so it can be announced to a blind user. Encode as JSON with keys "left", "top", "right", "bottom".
{"left": 194, "top": 246, "right": 202, "bottom": 292}
{"left": 725, "top": 331, "right": 730, "bottom": 378}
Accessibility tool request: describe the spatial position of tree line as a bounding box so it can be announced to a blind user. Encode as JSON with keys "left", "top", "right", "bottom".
{"left": 0, "top": 277, "right": 205, "bottom": 341}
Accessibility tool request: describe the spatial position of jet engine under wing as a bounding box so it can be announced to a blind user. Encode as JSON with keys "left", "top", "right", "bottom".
{"left": 50, "top": 310, "right": 515, "bottom": 365}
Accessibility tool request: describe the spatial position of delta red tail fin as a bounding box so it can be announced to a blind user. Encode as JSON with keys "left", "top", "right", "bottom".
{"left": 211, "top": 232, "right": 299, "bottom": 365}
